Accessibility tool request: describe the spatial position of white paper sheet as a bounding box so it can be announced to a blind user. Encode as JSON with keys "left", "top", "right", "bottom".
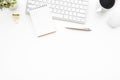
{"left": 30, "top": 7, "right": 56, "bottom": 37}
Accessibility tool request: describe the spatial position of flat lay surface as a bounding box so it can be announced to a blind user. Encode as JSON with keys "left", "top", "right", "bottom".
{"left": 0, "top": 0, "right": 120, "bottom": 80}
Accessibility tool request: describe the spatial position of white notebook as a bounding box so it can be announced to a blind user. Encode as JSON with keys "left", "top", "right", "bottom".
{"left": 30, "top": 7, "right": 56, "bottom": 37}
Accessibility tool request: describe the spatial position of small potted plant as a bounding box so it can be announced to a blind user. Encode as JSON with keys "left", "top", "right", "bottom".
{"left": 0, "top": 0, "right": 17, "bottom": 10}
{"left": 0, "top": 0, "right": 19, "bottom": 23}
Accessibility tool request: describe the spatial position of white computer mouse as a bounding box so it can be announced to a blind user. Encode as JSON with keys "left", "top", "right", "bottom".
{"left": 107, "top": 11, "right": 120, "bottom": 28}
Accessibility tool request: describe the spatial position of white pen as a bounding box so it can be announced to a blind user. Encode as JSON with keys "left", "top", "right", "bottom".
{"left": 66, "top": 27, "right": 92, "bottom": 31}
{"left": 38, "top": 31, "right": 56, "bottom": 37}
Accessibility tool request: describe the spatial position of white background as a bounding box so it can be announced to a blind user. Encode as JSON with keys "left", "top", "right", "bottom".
{"left": 0, "top": 0, "right": 120, "bottom": 80}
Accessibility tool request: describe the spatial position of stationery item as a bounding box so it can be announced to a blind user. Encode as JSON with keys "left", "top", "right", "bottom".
{"left": 66, "top": 27, "right": 91, "bottom": 31}
{"left": 12, "top": 13, "right": 20, "bottom": 23}
{"left": 30, "top": 6, "right": 56, "bottom": 37}
{"left": 38, "top": 31, "right": 56, "bottom": 37}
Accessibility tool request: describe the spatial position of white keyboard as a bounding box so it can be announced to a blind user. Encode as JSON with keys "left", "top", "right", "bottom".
{"left": 26, "top": 0, "right": 89, "bottom": 24}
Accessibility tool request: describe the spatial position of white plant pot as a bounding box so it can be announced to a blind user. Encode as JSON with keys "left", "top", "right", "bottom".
{"left": 10, "top": 3, "right": 18, "bottom": 10}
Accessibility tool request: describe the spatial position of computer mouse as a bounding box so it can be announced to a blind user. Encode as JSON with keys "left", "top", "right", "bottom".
{"left": 107, "top": 11, "right": 120, "bottom": 28}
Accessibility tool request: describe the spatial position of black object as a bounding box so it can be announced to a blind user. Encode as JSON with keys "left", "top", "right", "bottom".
{"left": 100, "top": 0, "right": 115, "bottom": 9}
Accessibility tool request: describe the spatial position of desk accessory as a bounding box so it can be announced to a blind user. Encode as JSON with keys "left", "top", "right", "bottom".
{"left": 66, "top": 27, "right": 91, "bottom": 31}
{"left": 38, "top": 31, "right": 56, "bottom": 37}
{"left": 26, "top": 0, "right": 89, "bottom": 24}
{"left": 12, "top": 13, "right": 20, "bottom": 23}
{"left": 30, "top": 6, "right": 56, "bottom": 37}
{"left": 10, "top": 2, "right": 18, "bottom": 10}
{"left": 0, "top": 0, "right": 17, "bottom": 9}
{"left": 107, "top": 11, "right": 120, "bottom": 28}
{"left": 97, "top": 0, "right": 115, "bottom": 12}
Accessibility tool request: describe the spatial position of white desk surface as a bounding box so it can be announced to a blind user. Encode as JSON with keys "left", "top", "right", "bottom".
{"left": 0, "top": 0, "right": 120, "bottom": 80}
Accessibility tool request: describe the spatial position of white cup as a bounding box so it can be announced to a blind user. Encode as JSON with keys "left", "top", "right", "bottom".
{"left": 97, "top": 0, "right": 115, "bottom": 13}
{"left": 97, "top": 5, "right": 108, "bottom": 13}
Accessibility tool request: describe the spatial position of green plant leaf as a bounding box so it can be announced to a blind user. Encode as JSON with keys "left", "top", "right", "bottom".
{"left": 0, "top": 0, "right": 17, "bottom": 9}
